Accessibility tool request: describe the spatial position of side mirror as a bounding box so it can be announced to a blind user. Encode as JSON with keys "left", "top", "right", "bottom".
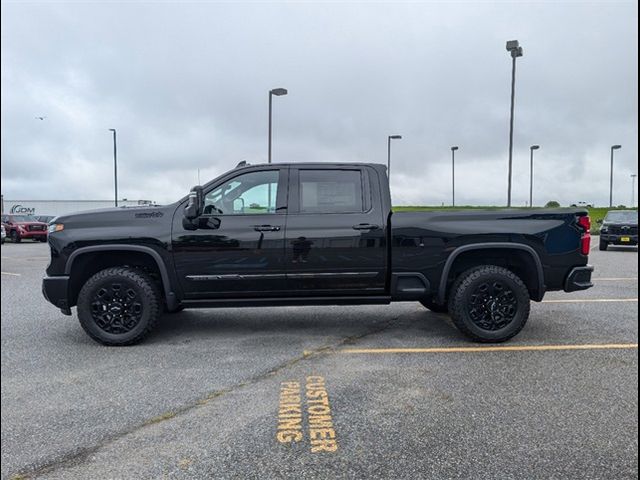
{"left": 184, "top": 186, "right": 204, "bottom": 220}
{"left": 597, "top": 219, "right": 603, "bottom": 224}
{"left": 233, "top": 198, "right": 245, "bottom": 213}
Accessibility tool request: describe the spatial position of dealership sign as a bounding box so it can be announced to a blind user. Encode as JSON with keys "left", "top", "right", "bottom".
{"left": 10, "top": 204, "right": 36, "bottom": 215}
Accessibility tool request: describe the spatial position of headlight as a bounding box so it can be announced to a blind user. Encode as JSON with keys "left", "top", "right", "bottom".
{"left": 48, "top": 223, "right": 64, "bottom": 234}
{"left": 600, "top": 226, "right": 608, "bottom": 234}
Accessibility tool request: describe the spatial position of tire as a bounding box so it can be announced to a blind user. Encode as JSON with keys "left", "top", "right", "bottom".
{"left": 448, "top": 265, "right": 530, "bottom": 343}
{"left": 599, "top": 239, "right": 608, "bottom": 251}
{"left": 10, "top": 230, "right": 21, "bottom": 243}
{"left": 420, "top": 298, "right": 449, "bottom": 314}
{"left": 77, "top": 267, "right": 161, "bottom": 346}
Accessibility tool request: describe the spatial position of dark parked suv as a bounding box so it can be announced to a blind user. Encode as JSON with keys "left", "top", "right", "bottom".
{"left": 599, "top": 210, "right": 638, "bottom": 250}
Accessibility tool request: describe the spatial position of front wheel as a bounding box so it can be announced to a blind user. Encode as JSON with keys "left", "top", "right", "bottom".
{"left": 77, "top": 267, "right": 161, "bottom": 346}
{"left": 448, "top": 265, "right": 530, "bottom": 343}
{"left": 599, "top": 239, "right": 608, "bottom": 251}
{"left": 10, "top": 230, "right": 21, "bottom": 243}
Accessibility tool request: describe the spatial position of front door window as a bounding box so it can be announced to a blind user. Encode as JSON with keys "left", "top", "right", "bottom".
{"left": 204, "top": 170, "right": 279, "bottom": 215}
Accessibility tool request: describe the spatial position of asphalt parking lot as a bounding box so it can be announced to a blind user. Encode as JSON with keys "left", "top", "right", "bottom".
{"left": 1, "top": 240, "right": 638, "bottom": 479}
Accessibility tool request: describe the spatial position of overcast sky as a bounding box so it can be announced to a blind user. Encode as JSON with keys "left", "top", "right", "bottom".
{"left": 1, "top": 0, "right": 638, "bottom": 207}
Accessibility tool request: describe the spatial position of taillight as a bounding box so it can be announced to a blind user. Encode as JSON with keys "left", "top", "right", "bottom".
{"left": 578, "top": 215, "right": 591, "bottom": 231}
{"left": 577, "top": 215, "right": 591, "bottom": 255}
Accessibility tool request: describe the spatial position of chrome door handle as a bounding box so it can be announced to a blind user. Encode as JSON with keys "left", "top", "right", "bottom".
{"left": 352, "top": 224, "right": 380, "bottom": 230}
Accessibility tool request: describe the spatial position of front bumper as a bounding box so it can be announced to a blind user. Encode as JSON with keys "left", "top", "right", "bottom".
{"left": 42, "top": 276, "right": 72, "bottom": 315}
{"left": 17, "top": 230, "right": 47, "bottom": 240}
{"left": 601, "top": 234, "right": 638, "bottom": 245}
{"left": 564, "top": 265, "right": 594, "bottom": 292}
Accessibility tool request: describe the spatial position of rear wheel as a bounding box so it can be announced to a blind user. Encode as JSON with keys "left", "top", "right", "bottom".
{"left": 420, "top": 298, "right": 448, "bottom": 314}
{"left": 448, "top": 265, "right": 530, "bottom": 343}
{"left": 10, "top": 230, "right": 20, "bottom": 243}
{"left": 77, "top": 267, "right": 161, "bottom": 346}
{"left": 599, "top": 239, "right": 608, "bottom": 251}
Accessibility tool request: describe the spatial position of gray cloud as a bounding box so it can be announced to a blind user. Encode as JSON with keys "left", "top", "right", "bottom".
{"left": 1, "top": 1, "right": 637, "bottom": 207}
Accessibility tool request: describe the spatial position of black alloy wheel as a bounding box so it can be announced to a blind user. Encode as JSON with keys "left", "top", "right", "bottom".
{"left": 467, "top": 280, "right": 518, "bottom": 331}
{"left": 77, "top": 267, "right": 161, "bottom": 345}
{"left": 448, "top": 265, "right": 530, "bottom": 343}
{"left": 90, "top": 281, "right": 144, "bottom": 334}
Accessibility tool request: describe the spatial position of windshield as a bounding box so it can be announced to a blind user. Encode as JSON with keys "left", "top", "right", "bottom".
{"left": 604, "top": 211, "right": 638, "bottom": 223}
{"left": 10, "top": 215, "right": 38, "bottom": 222}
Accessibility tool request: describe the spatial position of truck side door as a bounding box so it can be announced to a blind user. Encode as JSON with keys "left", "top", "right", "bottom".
{"left": 284, "top": 166, "right": 387, "bottom": 295}
{"left": 172, "top": 167, "right": 288, "bottom": 299}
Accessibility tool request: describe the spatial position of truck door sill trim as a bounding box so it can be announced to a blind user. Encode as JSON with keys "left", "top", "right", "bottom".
{"left": 181, "top": 296, "right": 392, "bottom": 308}
{"left": 287, "top": 272, "right": 379, "bottom": 279}
{"left": 186, "top": 274, "right": 286, "bottom": 281}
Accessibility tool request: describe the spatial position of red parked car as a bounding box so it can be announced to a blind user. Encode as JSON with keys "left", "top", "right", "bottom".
{"left": 1, "top": 215, "right": 48, "bottom": 243}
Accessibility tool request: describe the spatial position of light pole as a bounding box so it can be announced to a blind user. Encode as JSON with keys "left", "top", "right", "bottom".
{"left": 631, "top": 174, "right": 637, "bottom": 208}
{"left": 387, "top": 135, "right": 402, "bottom": 181}
{"left": 268, "top": 88, "right": 288, "bottom": 164}
{"left": 529, "top": 145, "right": 540, "bottom": 208}
{"left": 609, "top": 145, "right": 622, "bottom": 207}
{"left": 506, "top": 40, "right": 523, "bottom": 207}
{"left": 109, "top": 129, "right": 118, "bottom": 207}
{"left": 451, "top": 146, "right": 459, "bottom": 206}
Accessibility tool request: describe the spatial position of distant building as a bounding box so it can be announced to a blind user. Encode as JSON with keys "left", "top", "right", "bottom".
{"left": 1, "top": 198, "right": 155, "bottom": 217}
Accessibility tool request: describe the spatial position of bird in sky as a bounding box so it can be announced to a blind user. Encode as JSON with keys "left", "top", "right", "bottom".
{"left": 35, "top": 116, "right": 46, "bottom": 120}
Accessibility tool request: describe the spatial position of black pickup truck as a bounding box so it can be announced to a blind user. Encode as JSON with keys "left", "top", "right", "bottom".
{"left": 598, "top": 210, "right": 638, "bottom": 250}
{"left": 43, "top": 162, "right": 594, "bottom": 345}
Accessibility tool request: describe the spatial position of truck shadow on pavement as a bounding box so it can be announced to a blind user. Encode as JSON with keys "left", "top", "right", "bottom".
{"left": 147, "top": 306, "right": 461, "bottom": 345}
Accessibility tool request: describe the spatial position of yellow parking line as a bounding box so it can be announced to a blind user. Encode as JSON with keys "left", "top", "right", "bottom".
{"left": 542, "top": 298, "right": 638, "bottom": 303}
{"left": 1, "top": 272, "right": 21, "bottom": 276}
{"left": 340, "top": 343, "right": 638, "bottom": 354}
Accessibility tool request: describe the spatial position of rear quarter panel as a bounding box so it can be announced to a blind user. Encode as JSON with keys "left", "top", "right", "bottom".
{"left": 391, "top": 209, "right": 588, "bottom": 295}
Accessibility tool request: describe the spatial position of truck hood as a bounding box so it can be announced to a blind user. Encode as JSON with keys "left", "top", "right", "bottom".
{"left": 53, "top": 204, "right": 176, "bottom": 229}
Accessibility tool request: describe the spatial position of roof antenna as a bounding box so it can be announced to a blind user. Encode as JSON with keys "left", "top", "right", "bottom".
{"left": 236, "top": 160, "right": 248, "bottom": 168}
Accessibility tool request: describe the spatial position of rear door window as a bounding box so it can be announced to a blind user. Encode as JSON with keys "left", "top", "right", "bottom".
{"left": 298, "top": 169, "right": 364, "bottom": 213}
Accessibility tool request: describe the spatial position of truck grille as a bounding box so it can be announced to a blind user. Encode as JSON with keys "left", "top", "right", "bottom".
{"left": 29, "top": 225, "right": 45, "bottom": 231}
{"left": 609, "top": 225, "right": 638, "bottom": 235}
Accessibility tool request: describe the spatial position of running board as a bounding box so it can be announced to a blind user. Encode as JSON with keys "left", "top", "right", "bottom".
{"left": 181, "top": 296, "right": 392, "bottom": 309}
